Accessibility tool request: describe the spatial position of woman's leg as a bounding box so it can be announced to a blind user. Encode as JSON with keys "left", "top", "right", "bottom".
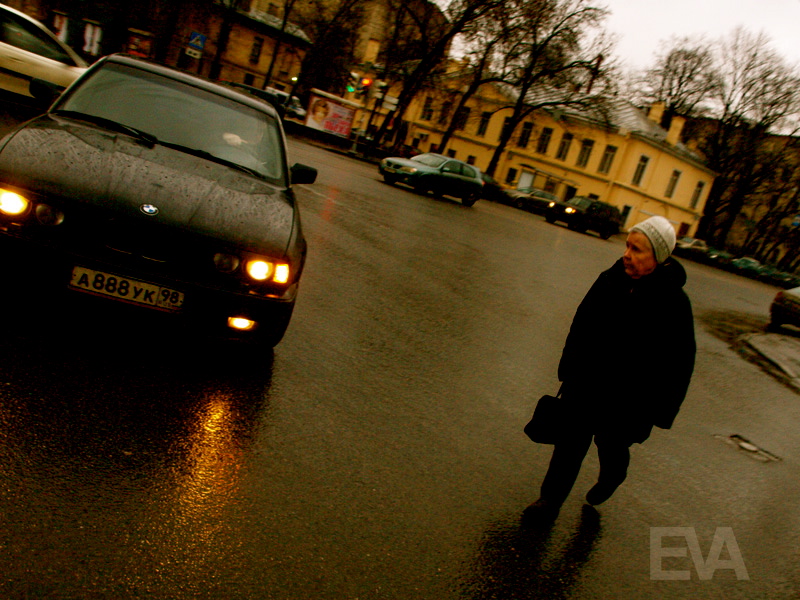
{"left": 539, "top": 432, "right": 594, "bottom": 506}
{"left": 586, "top": 434, "right": 631, "bottom": 505}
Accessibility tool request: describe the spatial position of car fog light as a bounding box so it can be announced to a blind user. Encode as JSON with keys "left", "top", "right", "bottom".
{"left": 213, "top": 252, "right": 240, "bottom": 273}
{"left": 35, "top": 204, "right": 65, "bottom": 225}
{"left": 273, "top": 263, "right": 290, "bottom": 284}
{"left": 246, "top": 259, "right": 272, "bottom": 281}
{"left": 0, "top": 190, "right": 28, "bottom": 216}
{"left": 228, "top": 317, "right": 255, "bottom": 331}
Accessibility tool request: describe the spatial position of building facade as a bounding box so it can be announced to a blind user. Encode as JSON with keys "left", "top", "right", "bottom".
{"left": 400, "top": 82, "right": 715, "bottom": 236}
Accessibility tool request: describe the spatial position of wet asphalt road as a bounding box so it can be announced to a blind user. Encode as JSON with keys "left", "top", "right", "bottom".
{"left": 1, "top": 131, "right": 799, "bottom": 599}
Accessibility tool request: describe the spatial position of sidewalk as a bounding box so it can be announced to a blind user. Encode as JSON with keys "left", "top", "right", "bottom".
{"left": 741, "top": 332, "right": 800, "bottom": 390}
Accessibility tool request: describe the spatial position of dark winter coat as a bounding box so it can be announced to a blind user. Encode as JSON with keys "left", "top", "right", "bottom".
{"left": 558, "top": 257, "right": 696, "bottom": 444}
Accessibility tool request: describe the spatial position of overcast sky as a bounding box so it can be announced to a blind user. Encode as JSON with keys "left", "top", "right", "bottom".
{"left": 604, "top": 0, "right": 800, "bottom": 70}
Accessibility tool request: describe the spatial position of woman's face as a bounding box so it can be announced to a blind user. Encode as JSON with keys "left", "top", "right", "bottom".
{"left": 623, "top": 231, "right": 658, "bottom": 279}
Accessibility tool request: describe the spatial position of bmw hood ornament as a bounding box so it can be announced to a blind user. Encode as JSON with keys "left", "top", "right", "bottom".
{"left": 140, "top": 204, "right": 159, "bottom": 216}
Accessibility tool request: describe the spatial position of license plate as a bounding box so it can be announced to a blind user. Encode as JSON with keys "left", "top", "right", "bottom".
{"left": 69, "top": 266, "right": 185, "bottom": 312}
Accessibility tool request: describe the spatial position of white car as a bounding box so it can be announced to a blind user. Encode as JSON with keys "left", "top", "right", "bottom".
{"left": 0, "top": 4, "right": 87, "bottom": 98}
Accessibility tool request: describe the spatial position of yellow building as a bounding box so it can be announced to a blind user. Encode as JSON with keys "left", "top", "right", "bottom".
{"left": 400, "top": 83, "right": 715, "bottom": 237}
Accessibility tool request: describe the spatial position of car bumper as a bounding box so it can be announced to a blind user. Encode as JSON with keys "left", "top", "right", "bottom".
{"left": 1, "top": 232, "right": 297, "bottom": 342}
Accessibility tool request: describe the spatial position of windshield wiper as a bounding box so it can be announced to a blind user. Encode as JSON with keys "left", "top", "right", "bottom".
{"left": 158, "top": 140, "right": 264, "bottom": 179}
{"left": 54, "top": 110, "right": 158, "bottom": 147}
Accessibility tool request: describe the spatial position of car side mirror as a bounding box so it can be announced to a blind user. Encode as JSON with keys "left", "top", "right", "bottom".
{"left": 29, "top": 78, "right": 64, "bottom": 108}
{"left": 290, "top": 163, "right": 317, "bottom": 185}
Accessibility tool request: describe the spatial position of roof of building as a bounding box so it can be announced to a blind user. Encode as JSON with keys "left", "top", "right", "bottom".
{"left": 245, "top": 9, "right": 311, "bottom": 44}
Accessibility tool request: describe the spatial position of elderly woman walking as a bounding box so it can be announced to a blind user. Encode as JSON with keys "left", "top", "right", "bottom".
{"left": 526, "top": 216, "right": 696, "bottom": 520}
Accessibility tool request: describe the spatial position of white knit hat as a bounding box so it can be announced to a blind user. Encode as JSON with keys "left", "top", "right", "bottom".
{"left": 630, "top": 216, "right": 676, "bottom": 264}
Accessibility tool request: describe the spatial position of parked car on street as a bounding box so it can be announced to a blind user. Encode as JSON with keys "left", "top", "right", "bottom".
{"left": 379, "top": 152, "right": 484, "bottom": 207}
{"left": 544, "top": 196, "right": 622, "bottom": 239}
{"left": 705, "top": 247, "right": 733, "bottom": 266}
{"left": 770, "top": 286, "right": 800, "bottom": 330}
{"left": 730, "top": 256, "right": 763, "bottom": 275}
{"left": 480, "top": 173, "right": 511, "bottom": 204}
{"left": 0, "top": 3, "right": 87, "bottom": 98}
{"left": 673, "top": 237, "right": 710, "bottom": 261}
{"left": 506, "top": 187, "right": 558, "bottom": 214}
{"left": 223, "top": 81, "right": 306, "bottom": 120}
{"left": 0, "top": 53, "right": 317, "bottom": 346}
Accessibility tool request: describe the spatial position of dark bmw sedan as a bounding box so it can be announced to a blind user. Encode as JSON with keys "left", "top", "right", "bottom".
{"left": 0, "top": 54, "right": 317, "bottom": 347}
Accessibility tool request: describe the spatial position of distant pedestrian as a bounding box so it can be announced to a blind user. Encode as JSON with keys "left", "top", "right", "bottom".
{"left": 526, "top": 216, "right": 696, "bottom": 520}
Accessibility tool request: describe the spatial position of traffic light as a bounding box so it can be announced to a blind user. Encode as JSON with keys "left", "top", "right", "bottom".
{"left": 358, "top": 77, "right": 372, "bottom": 95}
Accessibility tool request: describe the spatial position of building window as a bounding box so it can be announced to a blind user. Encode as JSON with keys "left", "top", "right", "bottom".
{"left": 576, "top": 139, "right": 594, "bottom": 168}
{"left": 447, "top": 148, "right": 456, "bottom": 158}
{"left": 632, "top": 155, "right": 650, "bottom": 186}
{"left": 556, "top": 133, "right": 573, "bottom": 160}
{"left": 477, "top": 112, "right": 491, "bottom": 137}
{"left": 536, "top": 127, "right": 553, "bottom": 154}
{"left": 83, "top": 21, "right": 103, "bottom": 56}
{"left": 665, "top": 170, "right": 681, "bottom": 198}
{"left": 244, "top": 73, "right": 255, "bottom": 85}
{"left": 466, "top": 155, "right": 476, "bottom": 165}
{"left": 598, "top": 145, "right": 617, "bottom": 174}
{"left": 690, "top": 181, "right": 706, "bottom": 209}
{"left": 438, "top": 101, "right": 452, "bottom": 125}
{"left": 421, "top": 97, "right": 434, "bottom": 121}
{"left": 454, "top": 106, "right": 470, "bottom": 131}
{"left": 500, "top": 117, "right": 513, "bottom": 141}
{"left": 516, "top": 122, "right": 533, "bottom": 148}
{"left": 505, "top": 167, "right": 517, "bottom": 185}
{"left": 249, "top": 37, "right": 264, "bottom": 64}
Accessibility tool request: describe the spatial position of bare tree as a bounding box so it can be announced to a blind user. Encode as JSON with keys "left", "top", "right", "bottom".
{"left": 435, "top": 5, "right": 522, "bottom": 153}
{"left": 262, "top": 0, "right": 301, "bottom": 90}
{"left": 209, "top": 0, "right": 244, "bottom": 80}
{"left": 371, "top": 0, "right": 508, "bottom": 151}
{"left": 292, "top": 0, "right": 368, "bottom": 99}
{"left": 693, "top": 28, "right": 800, "bottom": 246}
{"left": 629, "top": 35, "right": 719, "bottom": 128}
{"left": 483, "top": 0, "right": 617, "bottom": 176}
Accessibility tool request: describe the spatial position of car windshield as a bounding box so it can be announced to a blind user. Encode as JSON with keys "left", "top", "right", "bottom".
{"left": 55, "top": 62, "right": 285, "bottom": 183}
{"left": 569, "top": 197, "right": 592, "bottom": 209}
{"left": 411, "top": 154, "right": 447, "bottom": 168}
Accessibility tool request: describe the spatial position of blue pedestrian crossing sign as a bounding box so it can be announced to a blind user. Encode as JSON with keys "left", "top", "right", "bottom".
{"left": 188, "top": 32, "right": 207, "bottom": 50}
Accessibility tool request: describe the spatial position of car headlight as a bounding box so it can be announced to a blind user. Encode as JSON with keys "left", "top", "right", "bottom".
{"left": 244, "top": 258, "right": 292, "bottom": 284}
{"left": 246, "top": 259, "right": 273, "bottom": 281}
{"left": 548, "top": 201, "right": 555, "bottom": 208}
{"left": 400, "top": 166, "right": 418, "bottom": 174}
{"left": 565, "top": 207, "right": 576, "bottom": 214}
{"left": 0, "top": 189, "right": 29, "bottom": 216}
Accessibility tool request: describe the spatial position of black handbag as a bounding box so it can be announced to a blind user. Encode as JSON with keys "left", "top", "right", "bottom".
{"left": 524, "top": 387, "right": 566, "bottom": 445}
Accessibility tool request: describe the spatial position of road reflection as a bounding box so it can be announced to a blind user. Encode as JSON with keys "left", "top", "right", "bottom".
{"left": 0, "top": 312, "right": 275, "bottom": 594}
{"left": 462, "top": 506, "right": 603, "bottom": 599}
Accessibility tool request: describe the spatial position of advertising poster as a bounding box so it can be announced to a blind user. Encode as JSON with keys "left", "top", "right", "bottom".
{"left": 305, "top": 94, "right": 355, "bottom": 138}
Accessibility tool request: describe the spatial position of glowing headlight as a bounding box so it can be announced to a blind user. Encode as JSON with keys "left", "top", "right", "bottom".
{"left": 246, "top": 259, "right": 273, "bottom": 281}
{"left": 548, "top": 201, "right": 555, "bottom": 208}
{"left": 274, "top": 264, "right": 290, "bottom": 284}
{"left": 0, "top": 190, "right": 29, "bottom": 216}
{"left": 565, "top": 207, "right": 576, "bottom": 214}
{"left": 228, "top": 317, "right": 256, "bottom": 331}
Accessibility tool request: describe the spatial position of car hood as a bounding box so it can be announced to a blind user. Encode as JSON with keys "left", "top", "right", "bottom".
{"left": 0, "top": 116, "right": 296, "bottom": 255}
{"left": 384, "top": 156, "right": 432, "bottom": 170}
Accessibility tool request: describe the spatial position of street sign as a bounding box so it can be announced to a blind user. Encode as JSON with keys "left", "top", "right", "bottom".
{"left": 188, "top": 32, "right": 206, "bottom": 50}
{"left": 185, "top": 47, "right": 202, "bottom": 59}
